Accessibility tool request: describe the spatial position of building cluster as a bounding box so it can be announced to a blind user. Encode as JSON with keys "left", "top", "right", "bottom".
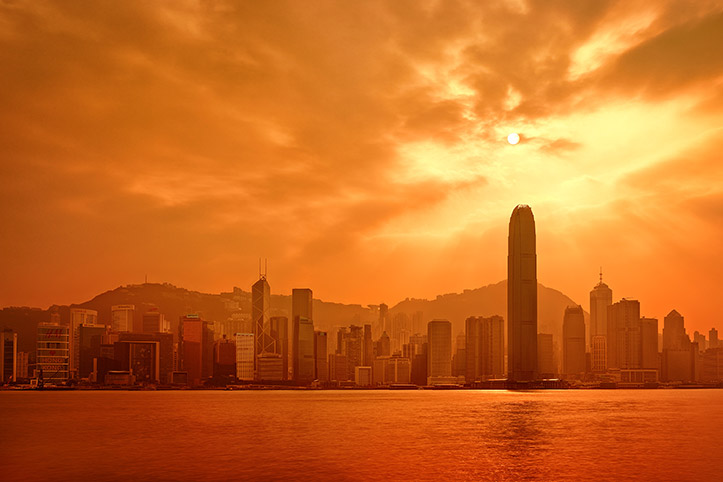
{"left": 1, "top": 205, "right": 722, "bottom": 388}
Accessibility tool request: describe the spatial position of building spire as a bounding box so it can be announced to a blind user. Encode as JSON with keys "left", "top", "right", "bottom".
{"left": 599, "top": 266, "right": 603, "bottom": 284}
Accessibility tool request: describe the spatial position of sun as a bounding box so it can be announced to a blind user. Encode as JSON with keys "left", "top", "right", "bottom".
{"left": 507, "top": 133, "right": 520, "bottom": 145}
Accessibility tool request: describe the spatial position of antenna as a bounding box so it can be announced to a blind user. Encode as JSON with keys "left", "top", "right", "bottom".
{"left": 259, "top": 257, "right": 268, "bottom": 280}
{"left": 599, "top": 267, "right": 603, "bottom": 283}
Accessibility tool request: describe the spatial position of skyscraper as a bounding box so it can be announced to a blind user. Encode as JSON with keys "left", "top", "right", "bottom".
{"left": 640, "top": 317, "right": 659, "bottom": 370}
{"left": 589, "top": 270, "right": 612, "bottom": 361}
{"left": 537, "top": 333, "right": 555, "bottom": 378}
{"left": 70, "top": 308, "right": 98, "bottom": 376}
{"left": 710, "top": 328, "right": 719, "bottom": 349}
{"left": 179, "top": 314, "right": 212, "bottom": 386}
{"left": 292, "top": 288, "right": 314, "bottom": 383}
{"left": 270, "top": 316, "right": 289, "bottom": 380}
{"left": 142, "top": 309, "right": 169, "bottom": 333}
{"left": 465, "top": 315, "right": 504, "bottom": 382}
{"left": 507, "top": 204, "right": 537, "bottom": 382}
{"left": 563, "top": 305, "right": 586, "bottom": 378}
{"left": 36, "top": 323, "right": 70, "bottom": 384}
{"left": 1, "top": 329, "right": 18, "bottom": 383}
{"left": 252, "top": 275, "right": 274, "bottom": 376}
{"left": 314, "top": 330, "right": 328, "bottom": 382}
{"left": 607, "top": 299, "right": 641, "bottom": 369}
{"left": 427, "top": 319, "right": 452, "bottom": 385}
{"left": 235, "top": 333, "right": 254, "bottom": 381}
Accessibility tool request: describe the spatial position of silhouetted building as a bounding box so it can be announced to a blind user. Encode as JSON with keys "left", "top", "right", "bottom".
{"left": 343, "top": 325, "right": 363, "bottom": 381}
{"left": 537, "top": 333, "right": 555, "bottom": 378}
{"left": 710, "top": 328, "right": 719, "bottom": 349}
{"left": 213, "top": 336, "right": 236, "bottom": 378}
{"left": 37, "top": 323, "right": 70, "bottom": 383}
{"left": 257, "top": 353, "right": 284, "bottom": 380}
{"left": 252, "top": 275, "right": 274, "bottom": 376}
{"left": 693, "top": 331, "right": 707, "bottom": 352}
{"left": 373, "top": 355, "right": 411, "bottom": 385}
{"left": 378, "top": 303, "right": 388, "bottom": 337}
{"left": 607, "top": 299, "right": 641, "bottom": 370}
{"left": 78, "top": 324, "right": 107, "bottom": 379}
{"left": 16, "top": 351, "right": 29, "bottom": 380}
{"left": 591, "top": 335, "right": 607, "bottom": 373}
{"left": 270, "top": 316, "right": 289, "bottom": 380}
{"left": 589, "top": 271, "right": 612, "bottom": 353}
{"left": 363, "top": 324, "right": 374, "bottom": 367}
{"left": 375, "top": 331, "right": 391, "bottom": 358}
{"left": 661, "top": 310, "right": 696, "bottom": 382}
{"left": 314, "top": 330, "right": 328, "bottom": 382}
{"left": 1, "top": 330, "right": 18, "bottom": 383}
{"left": 179, "top": 314, "right": 213, "bottom": 386}
{"left": 114, "top": 340, "right": 160, "bottom": 383}
{"left": 427, "top": 320, "right": 452, "bottom": 385}
{"left": 329, "top": 353, "right": 348, "bottom": 382}
{"left": 292, "top": 288, "right": 314, "bottom": 383}
{"left": 465, "top": 315, "right": 505, "bottom": 382}
{"left": 236, "top": 333, "right": 254, "bottom": 381}
{"left": 355, "top": 366, "right": 372, "bottom": 387}
{"left": 70, "top": 308, "right": 98, "bottom": 375}
{"left": 508, "top": 204, "right": 537, "bottom": 381}
{"left": 563, "top": 305, "right": 586, "bottom": 379}
{"left": 640, "top": 317, "right": 659, "bottom": 370}
{"left": 701, "top": 348, "right": 723, "bottom": 382}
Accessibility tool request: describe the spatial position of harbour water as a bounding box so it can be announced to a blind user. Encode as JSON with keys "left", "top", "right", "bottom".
{"left": 1, "top": 389, "right": 721, "bottom": 481}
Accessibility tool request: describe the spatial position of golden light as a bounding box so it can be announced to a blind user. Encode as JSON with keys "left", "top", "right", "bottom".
{"left": 507, "top": 133, "right": 520, "bottom": 145}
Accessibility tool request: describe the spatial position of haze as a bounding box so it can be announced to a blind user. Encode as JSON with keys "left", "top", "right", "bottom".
{"left": 1, "top": 1, "right": 722, "bottom": 335}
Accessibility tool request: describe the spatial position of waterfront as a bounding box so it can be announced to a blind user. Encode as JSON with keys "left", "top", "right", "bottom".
{"left": 1, "top": 390, "right": 722, "bottom": 481}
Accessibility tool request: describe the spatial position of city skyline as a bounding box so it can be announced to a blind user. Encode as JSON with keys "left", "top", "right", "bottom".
{"left": 1, "top": 2, "right": 722, "bottom": 336}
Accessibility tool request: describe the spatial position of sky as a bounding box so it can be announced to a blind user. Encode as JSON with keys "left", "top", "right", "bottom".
{"left": 1, "top": 1, "right": 722, "bottom": 334}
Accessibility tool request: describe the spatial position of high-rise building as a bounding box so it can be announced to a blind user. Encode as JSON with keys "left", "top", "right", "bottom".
{"left": 329, "top": 353, "right": 348, "bottom": 382}
{"left": 710, "top": 328, "right": 719, "bottom": 349}
{"left": 537, "top": 333, "right": 555, "bottom": 378}
{"left": 640, "top": 317, "right": 659, "bottom": 370}
{"left": 427, "top": 320, "right": 452, "bottom": 385}
{"left": 235, "top": 333, "right": 254, "bottom": 381}
{"left": 591, "top": 335, "right": 607, "bottom": 372}
{"left": 373, "top": 355, "right": 411, "bottom": 385}
{"left": 563, "top": 305, "right": 586, "bottom": 379}
{"left": 661, "top": 310, "right": 696, "bottom": 382}
{"left": 589, "top": 271, "right": 612, "bottom": 351}
{"left": 69, "top": 308, "right": 98, "bottom": 376}
{"left": 465, "top": 315, "right": 505, "bottom": 382}
{"left": 314, "top": 330, "right": 328, "bottom": 382}
{"left": 693, "top": 331, "right": 707, "bottom": 352}
{"left": 375, "top": 331, "right": 391, "bottom": 358}
{"left": 252, "top": 275, "right": 274, "bottom": 376}
{"left": 1, "top": 329, "right": 18, "bottom": 383}
{"left": 179, "top": 314, "right": 213, "bottom": 386}
{"left": 36, "top": 323, "right": 70, "bottom": 384}
{"left": 213, "top": 336, "right": 236, "bottom": 379}
{"left": 78, "top": 324, "right": 108, "bottom": 379}
{"left": 270, "top": 316, "right": 289, "bottom": 380}
{"left": 16, "top": 352, "right": 29, "bottom": 380}
{"left": 119, "top": 332, "right": 174, "bottom": 384}
{"left": 378, "top": 303, "right": 389, "bottom": 337}
{"left": 363, "top": 324, "right": 374, "bottom": 367}
{"left": 343, "top": 325, "right": 363, "bottom": 381}
{"left": 607, "top": 299, "right": 641, "bottom": 370}
{"left": 142, "top": 309, "right": 169, "bottom": 333}
{"left": 355, "top": 366, "right": 372, "bottom": 387}
{"left": 110, "top": 305, "right": 134, "bottom": 332}
{"left": 292, "top": 288, "right": 313, "bottom": 382}
{"left": 113, "top": 340, "right": 161, "bottom": 383}
{"left": 507, "top": 204, "right": 538, "bottom": 382}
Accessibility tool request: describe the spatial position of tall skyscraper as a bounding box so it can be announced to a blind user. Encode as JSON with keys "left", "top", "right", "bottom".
{"left": 70, "top": 308, "right": 98, "bottom": 376}
{"left": 314, "top": 330, "right": 328, "bottom": 382}
{"left": 252, "top": 275, "right": 274, "bottom": 376}
{"left": 661, "top": 310, "right": 695, "bottom": 382}
{"left": 427, "top": 319, "right": 452, "bottom": 385}
{"left": 537, "top": 333, "right": 555, "bottom": 378}
{"left": 111, "top": 305, "right": 135, "bottom": 332}
{"left": 142, "top": 309, "right": 169, "bottom": 333}
{"left": 507, "top": 204, "right": 538, "bottom": 382}
{"left": 465, "top": 315, "right": 505, "bottom": 382}
{"left": 1, "top": 329, "right": 18, "bottom": 383}
{"left": 292, "top": 288, "right": 314, "bottom": 383}
{"left": 589, "top": 270, "right": 612, "bottom": 356}
{"left": 179, "top": 314, "right": 212, "bottom": 386}
{"left": 363, "top": 324, "right": 374, "bottom": 367}
{"left": 640, "top": 317, "right": 659, "bottom": 370}
{"left": 607, "top": 299, "right": 641, "bottom": 369}
{"left": 563, "top": 305, "right": 586, "bottom": 378}
{"left": 710, "top": 328, "right": 719, "bottom": 349}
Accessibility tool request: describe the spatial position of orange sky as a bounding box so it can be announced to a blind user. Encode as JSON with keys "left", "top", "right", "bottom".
{"left": 1, "top": 1, "right": 722, "bottom": 335}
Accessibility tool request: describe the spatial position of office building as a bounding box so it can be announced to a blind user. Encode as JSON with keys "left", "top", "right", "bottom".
{"left": 355, "top": 366, "right": 372, "bottom": 387}
{"left": 78, "top": 324, "right": 108, "bottom": 379}
{"left": 119, "top": 332, "right": 174, "bottom": 384}
{"left": 235, "top": 333, "right": 255, "bottom": 381}
{"left": 640, "top": 317, "right": 659, "bottom": 370}
{"left": 179, "top": 314, "right": 213, "bottom": 386}
{"left": 270, "top": 316, "right": 289, "bottom": 379}
{"left": 257, "top": 353, "right": 284, "bottom": 380}
{"left": 465, "top": 315, "right": 505, "bottom": 382}
{"left": 537, "top": 333, "right": 555, "bottom": 378}
{"left": 329, "top": 353, "right": 348, "bottom": 382}
{"left": 142, "top": 309, "right": 169, "bottom": 333}
{"left": 69, "top": 308, "right": 98, "bottom": 375}
{"left": 591, "top": 335, "right": 607, "bottom": 372}
{"left": 110, "top": 305, "right": 134, "bottom": 332}
{"left": 292, "top": 288, "right": 314, "bottom": 383}
{"left": 607, "top": 299, "right": 641, "bottom": 369}
{"left": 36, "top": 323, "right": 70, "bottom": 383}
{"left": 252, "top": 275, "right": 274, "bottom": 375}
{"left": 314, "top": 331, "right": 328, "bottom": 382}
{"left": 507, "top": 204, "right": 538, "bottom": 381}
{"left": 213, "top": 336, "right": 236, "bottom": 378}
{"left": 589, "top": 271, "right": 612, "bottom": 351}
{"left": 661, "top": 310, "right": 696, "bottom": 382}
{"left": 1, "top": 330, "right": 18, "bottom": 383}
{"left": 427, "top": 319, "right": 452, "bottom": 385}
{"left": 710, "top": 328, "right": 719, "bottom": 349}
{"left": 563, "top": 305, "right": 586, "bottom": 379}
{"left": 363, "top": 324, "right": 374, "bottom": 367}
{"left": 16, "top": 351, "right": 29, "bottom": 380}
{"left": 113, "top": 340, "right": 161, "bottom": 383}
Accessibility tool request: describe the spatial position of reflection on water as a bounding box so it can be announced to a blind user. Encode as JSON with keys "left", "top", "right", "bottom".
{"left": 1, "top": 390, "right": 722, "bottom": 481}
